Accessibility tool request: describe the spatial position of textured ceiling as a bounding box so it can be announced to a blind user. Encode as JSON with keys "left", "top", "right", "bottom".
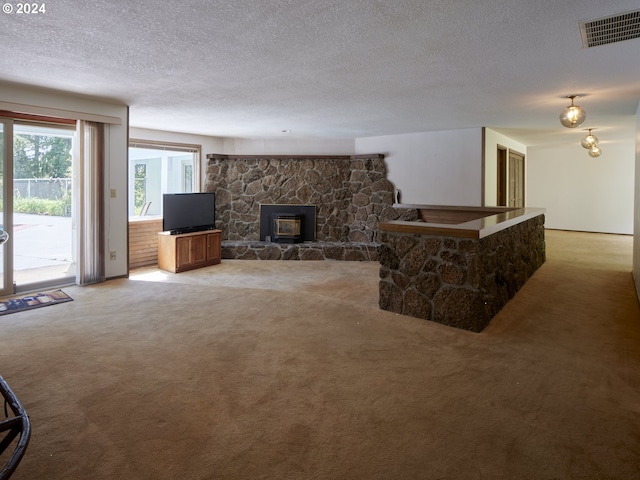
{"left": 1, "top": 0, "right": 639, "bottom": 146}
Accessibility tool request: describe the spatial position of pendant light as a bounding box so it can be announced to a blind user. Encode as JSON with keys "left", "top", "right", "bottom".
{"left": 581, "top": 128, "right": 598, "bottom": 149}
{"left": 559, "top": 95, "right": 586, "bottom": 128}
{"left": 588, "top": 144, "right": 602, "bottom": 158}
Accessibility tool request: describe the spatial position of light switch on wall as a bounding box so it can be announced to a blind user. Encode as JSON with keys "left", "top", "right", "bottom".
{"left": 110, "top": 189, "right": 117, "bottom": 198}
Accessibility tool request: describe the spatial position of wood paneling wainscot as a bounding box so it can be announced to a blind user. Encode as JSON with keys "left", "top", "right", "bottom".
{"left": 128, "top": 218, "right": 163, "bottom": 269}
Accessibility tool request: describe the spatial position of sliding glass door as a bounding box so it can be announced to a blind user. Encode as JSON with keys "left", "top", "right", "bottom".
{"left": 0, "top": 117, "right": 75, "bottom": 294}
{"left": 13, "top": 122, "right": 75, "bottom": 290}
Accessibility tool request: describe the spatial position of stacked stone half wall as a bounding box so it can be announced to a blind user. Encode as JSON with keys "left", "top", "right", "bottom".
{"left": 379, "top": 215, "right": 546, "bottom": 332}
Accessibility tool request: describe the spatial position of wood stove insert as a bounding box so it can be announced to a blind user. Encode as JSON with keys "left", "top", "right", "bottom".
{"left": 259, "top": 204, "right": 315, "bottom": 243}
{"left": 272, "top": 214, "right": 303, "bottom": 243}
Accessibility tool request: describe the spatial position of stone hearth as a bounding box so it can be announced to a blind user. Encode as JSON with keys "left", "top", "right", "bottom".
{"left": 221, "top": 241, "right": 380, "bottom": 261}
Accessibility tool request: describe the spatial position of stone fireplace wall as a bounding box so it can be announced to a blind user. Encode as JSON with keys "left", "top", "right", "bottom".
{"left": 204, "top": 154, "right": 396, "bottom": 245}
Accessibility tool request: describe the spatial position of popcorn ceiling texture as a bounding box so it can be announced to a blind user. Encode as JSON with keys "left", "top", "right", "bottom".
{"left": 4, "top": 2, "right": 636, "bottom": 144}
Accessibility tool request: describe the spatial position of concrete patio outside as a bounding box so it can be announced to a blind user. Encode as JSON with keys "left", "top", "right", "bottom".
{"left": 3, "top": 213, "right": 74, "bottom": 287}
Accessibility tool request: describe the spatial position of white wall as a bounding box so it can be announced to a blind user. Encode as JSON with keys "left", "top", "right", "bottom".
{"left": 221, "top": 137, "right": 355, "bottom": 156}
{"left": 355, "top": 129, "right": 484, "bottom": 206}
{"left": 527, "top": 139, "right": 635, "bottom": 234}
{"left": 633, "top": 101, "right": 640, "bottom": 299}
{"left": 0, "top": 83, "right": 129, "bottom": 279}
{"left": 103, "top": 121, "right": 128, "bottom": 278}
{"left": 484, "top": 129, "right": 527, "bottom": 206}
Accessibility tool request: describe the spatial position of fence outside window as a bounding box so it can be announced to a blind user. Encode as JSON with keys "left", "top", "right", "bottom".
{"left": 12, "top": 178, "right": 72, "bottom": 217}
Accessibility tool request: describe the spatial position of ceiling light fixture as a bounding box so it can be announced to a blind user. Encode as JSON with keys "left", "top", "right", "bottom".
{"left": 588, "top": 144, "right": 602, "bottom": 158}
{"left": 559, "top": 95, "right": 586, "bottom": 128}
{"left": 581, "top": 128, "right": 599, "bottom": 149}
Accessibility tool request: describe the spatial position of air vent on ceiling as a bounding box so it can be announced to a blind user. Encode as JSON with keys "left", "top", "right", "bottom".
{"left": 579, "top": 9, "right": 640, "bottom": 48}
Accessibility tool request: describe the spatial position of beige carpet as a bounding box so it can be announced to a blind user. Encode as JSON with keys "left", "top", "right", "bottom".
{"left": 1, "top": 229, "right": 639, "bottom": 479}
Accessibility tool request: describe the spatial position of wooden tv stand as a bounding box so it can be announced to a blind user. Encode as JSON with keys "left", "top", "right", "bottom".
{"left": 158, "top": 229, "right": 221, "bottom": 273}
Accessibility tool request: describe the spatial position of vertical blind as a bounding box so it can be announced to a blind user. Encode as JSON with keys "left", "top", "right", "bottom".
{"left": 74, "top": 120, "right": 105, "bottom": 285}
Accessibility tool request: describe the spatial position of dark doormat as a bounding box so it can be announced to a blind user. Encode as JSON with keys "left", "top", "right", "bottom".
{"left": 0, "top": 289, "right": 73, "bottom": 316}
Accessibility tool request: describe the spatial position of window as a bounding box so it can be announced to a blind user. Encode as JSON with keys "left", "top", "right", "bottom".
{"left": 128, "top": 140, "right": 200, "bottom": 218}
{"left": 133, "top": 163, "right": 147, "bottom": 215}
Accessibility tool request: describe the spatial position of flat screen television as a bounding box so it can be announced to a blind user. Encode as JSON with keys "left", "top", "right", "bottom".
{"left": 163, "top": 192, "right": 216, "bottom": 235}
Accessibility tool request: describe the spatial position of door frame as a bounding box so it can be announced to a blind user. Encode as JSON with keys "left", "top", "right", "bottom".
{"left": 496, "top": 145, "right": 507, "bottom": 206}
{"left": 496, "top": 145, "right": 525, "bottom": 208}
{"left": 0, "top": 118, "right": 15, "bottom": 296}
{"left": 508, "top": 149, "right": 525, "bottom": 208}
